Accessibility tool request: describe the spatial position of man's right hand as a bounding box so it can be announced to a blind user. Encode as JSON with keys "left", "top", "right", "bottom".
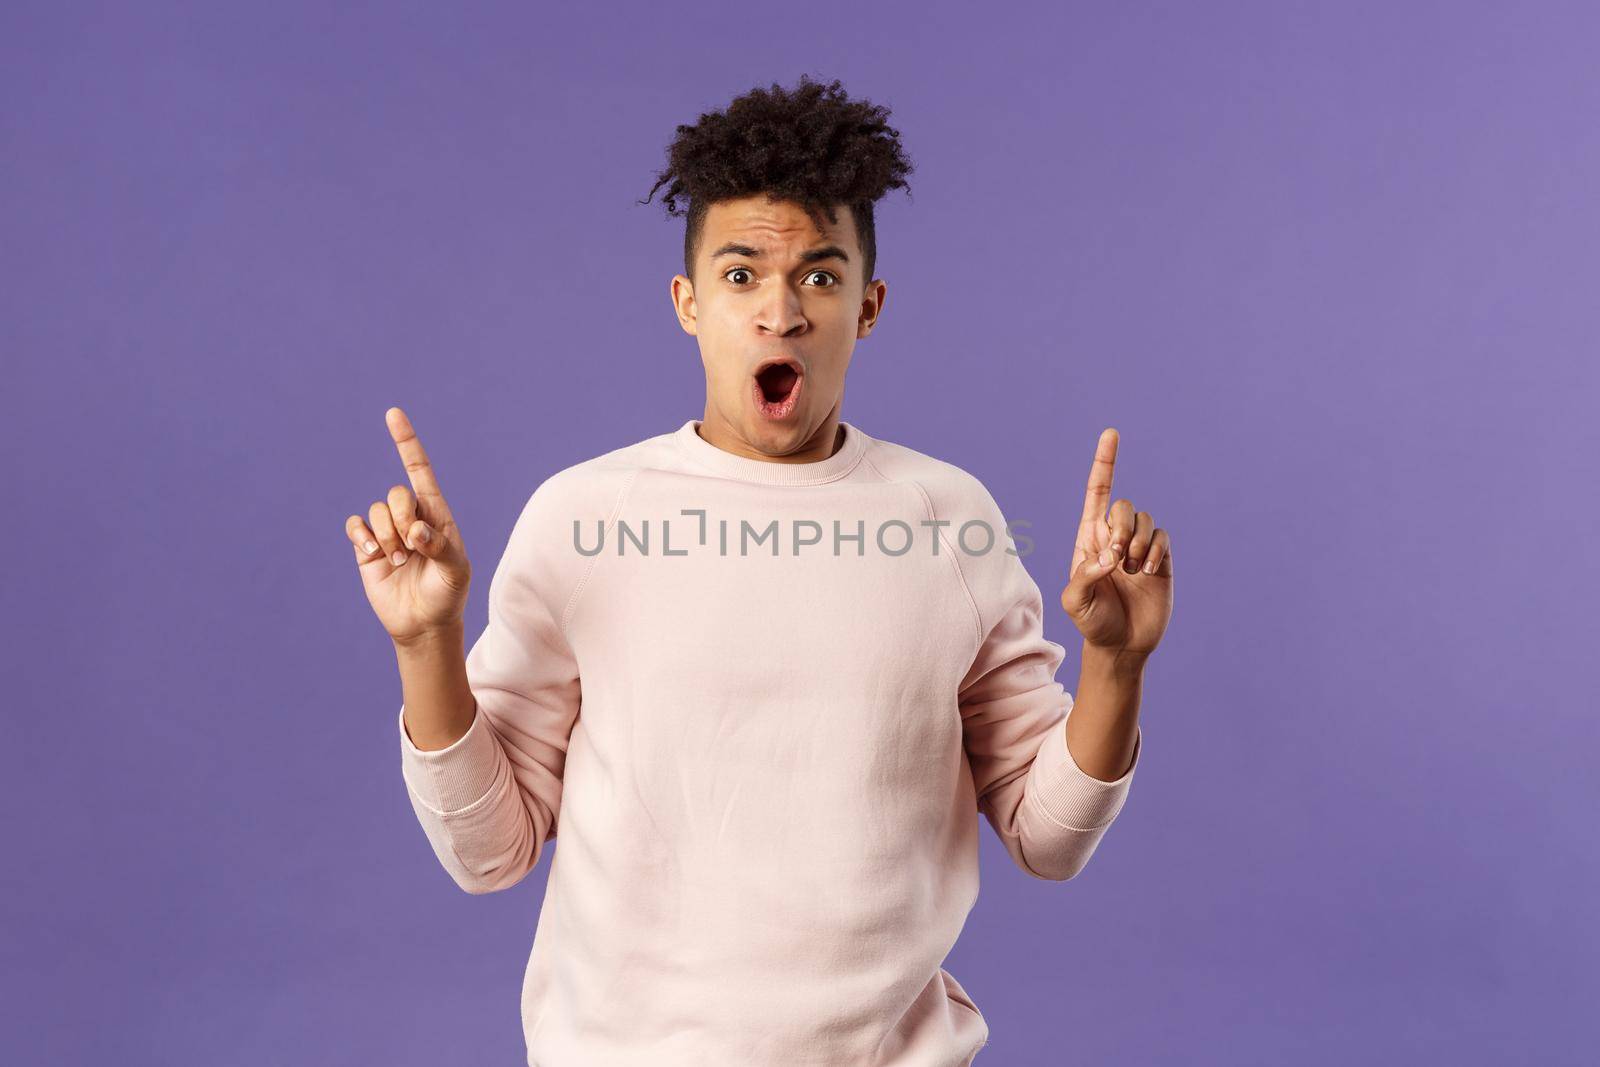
{"left": 346, "top": 406, "right": 473, "bottom": 646}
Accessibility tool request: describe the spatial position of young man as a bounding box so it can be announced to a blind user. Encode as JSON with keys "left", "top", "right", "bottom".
{"left": 348, "top": 75, "right": 1173, "bottom": 1066}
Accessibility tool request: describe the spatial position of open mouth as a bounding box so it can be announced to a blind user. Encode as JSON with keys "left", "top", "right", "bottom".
{"left": 752, "top": 359, "right": 804, "bottom": 419}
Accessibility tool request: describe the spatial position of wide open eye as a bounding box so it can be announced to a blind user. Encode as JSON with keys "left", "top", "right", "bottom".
{"left": 724, "top": 267, "right": 754, "bottom": 285}
{"left": 804, "top": 270, "right": 838, "bottom": 287}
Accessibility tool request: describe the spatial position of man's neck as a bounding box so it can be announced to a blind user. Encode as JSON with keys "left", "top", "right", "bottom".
{"left": 695, "top": 413, "right": 844, "bottom": 464}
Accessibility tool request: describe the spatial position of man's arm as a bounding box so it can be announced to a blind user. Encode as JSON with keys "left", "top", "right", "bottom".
{"left": 1064, "top": 643, "right": 1144, "bottom": 782}
{"left": 396, "top": 476, "right": 590, "bottom": 896}
{"left": 397, "top": 623, "right": 475, "bottom": 751}
{"left": 951, "top": 477, "right": 1143, "bottom": 883}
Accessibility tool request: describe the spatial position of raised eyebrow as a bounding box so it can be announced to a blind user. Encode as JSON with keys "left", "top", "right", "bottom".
{"left": 710, "top": 243, "right": 850, "bottom": 266}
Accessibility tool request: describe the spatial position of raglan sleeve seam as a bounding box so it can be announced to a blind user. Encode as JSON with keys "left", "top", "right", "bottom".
{"left": 904, "top": 474, "right": 986, "bottom": 648}
{"left": 558, "top": 466, "right": 640, "bottom": 639}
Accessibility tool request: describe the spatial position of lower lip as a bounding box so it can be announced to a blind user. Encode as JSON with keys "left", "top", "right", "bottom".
{"left": 753, "top": 370, "right": 804, "bottom": 421}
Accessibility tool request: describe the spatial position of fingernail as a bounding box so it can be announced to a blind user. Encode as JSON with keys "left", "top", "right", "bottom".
{"left": 417, "top": 526, "right": 431, "bottom": 543}
{"left": 1143, "top": 559, "right": 1155, "bottom": 574}
{"left": 392, "top": 550, "right": 407, "bottom": 566}
{"left": 364, "top": 541, "right": 378, "bottom": 554}
{"left": 1099, "top": 548, "right": 1113, "bottom": 567}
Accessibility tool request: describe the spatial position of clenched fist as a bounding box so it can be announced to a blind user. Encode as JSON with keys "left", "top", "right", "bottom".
{"left": 345, "top": 407, "right": 472, "bottom": 646}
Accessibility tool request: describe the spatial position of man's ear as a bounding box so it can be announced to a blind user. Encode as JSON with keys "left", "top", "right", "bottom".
{"left": 857, "top": 278, "right": 887, "bottom": 339}
{"left": 671, "top": 273, "right": 699, "bottom": 336}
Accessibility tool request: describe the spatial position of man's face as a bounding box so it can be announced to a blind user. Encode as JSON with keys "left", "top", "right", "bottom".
{"left": 671, "top": 195, "right": 886, "bottom": 458}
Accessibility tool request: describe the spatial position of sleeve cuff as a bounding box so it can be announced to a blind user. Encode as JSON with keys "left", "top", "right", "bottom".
{"left": 1023, "top": 706, "right": 1141, "bottom": 831}
{"left": 397, "top": 701, "right": 506, "bottom": 815}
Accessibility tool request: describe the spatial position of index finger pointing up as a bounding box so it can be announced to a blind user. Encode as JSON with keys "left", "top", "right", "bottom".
{"left": 386, "top": 406, "right": 453, "bottom": 520}
{"left": 1079, "top": 427, "right": 1120, "bottom": 529}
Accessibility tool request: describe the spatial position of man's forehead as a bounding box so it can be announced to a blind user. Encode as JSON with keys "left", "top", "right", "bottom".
{"left": 705, "top": 197, "right": 855, "bottom": 248}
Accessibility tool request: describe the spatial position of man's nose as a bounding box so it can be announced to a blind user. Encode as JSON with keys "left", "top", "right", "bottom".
{"left": 755, "top": 284, "right": 807, "bottom": 336}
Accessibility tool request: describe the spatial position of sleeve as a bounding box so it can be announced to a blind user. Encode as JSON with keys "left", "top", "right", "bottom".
{"left": 955, "top": 482, "right": 1143, "bottom": 883}
{"left": 397, "top": 475, "right": 586, "bottom": 895}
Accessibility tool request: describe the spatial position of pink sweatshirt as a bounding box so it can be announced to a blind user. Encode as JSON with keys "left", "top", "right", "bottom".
{"left": 398, "top": 418, "right": 1142, "bottom": 1066}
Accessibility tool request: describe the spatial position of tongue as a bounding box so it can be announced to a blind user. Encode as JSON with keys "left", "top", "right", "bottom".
{"left": 759, "top": 365, "right": 798, "bottom": 402}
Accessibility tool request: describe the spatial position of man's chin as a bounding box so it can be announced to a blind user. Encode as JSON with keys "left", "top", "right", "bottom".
{"left": 735, "top": 412, "right": 819, "bottom": 458}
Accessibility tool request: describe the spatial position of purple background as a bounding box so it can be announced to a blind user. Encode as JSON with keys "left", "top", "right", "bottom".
{"left": 5, "top": 2, "right": 1596, "bottom": 1063}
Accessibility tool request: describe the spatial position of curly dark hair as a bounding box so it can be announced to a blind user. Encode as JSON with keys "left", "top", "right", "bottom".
{"left": 640, "top": 74, "right": 914, "bottom": 288}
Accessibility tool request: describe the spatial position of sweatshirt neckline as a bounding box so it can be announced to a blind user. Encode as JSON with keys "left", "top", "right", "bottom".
{"left": 673, "top": 418, "right": 869, "bottom": 485}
